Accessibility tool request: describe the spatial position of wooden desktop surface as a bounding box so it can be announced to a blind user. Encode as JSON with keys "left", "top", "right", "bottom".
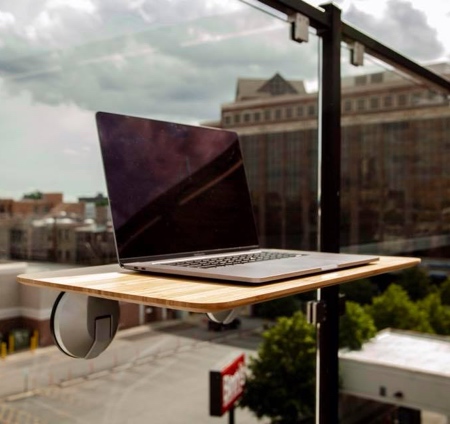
{"left": 17, "top": 256, "right": 420, "bottom": 313}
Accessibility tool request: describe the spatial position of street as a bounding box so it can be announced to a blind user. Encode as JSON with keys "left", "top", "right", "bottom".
{"left": 0, "top": 316, "right": 269, "bottom": 423}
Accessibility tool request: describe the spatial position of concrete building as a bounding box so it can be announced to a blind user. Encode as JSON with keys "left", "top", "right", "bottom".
{"left": 340, "top": 329, "right": 450, "bottom": 423}
{"left": 0, "top": 261, "right": 59, "bottom": 347}
{"left": 0, "top": 260, "right": 173, "bottom": 348}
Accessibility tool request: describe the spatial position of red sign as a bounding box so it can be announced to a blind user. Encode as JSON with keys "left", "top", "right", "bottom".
{"left": 210, "top": 353, "right": 246, "bottom": 416}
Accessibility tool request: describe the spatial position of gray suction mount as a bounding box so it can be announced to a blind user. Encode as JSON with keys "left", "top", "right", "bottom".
{"left": 51, "top": 292, "right": 120, "bottom": 359}
{"left": 206, "top": 308, "right": 240, "bottom": 324}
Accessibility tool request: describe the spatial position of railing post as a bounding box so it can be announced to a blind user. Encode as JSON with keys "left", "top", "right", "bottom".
{"left": 317, "top": 3, "right": 342, "bottom": 424}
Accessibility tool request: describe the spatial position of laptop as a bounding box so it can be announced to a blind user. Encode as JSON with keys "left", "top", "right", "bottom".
{"left": 96, "top": 111, "right": 378, "bottom": 284}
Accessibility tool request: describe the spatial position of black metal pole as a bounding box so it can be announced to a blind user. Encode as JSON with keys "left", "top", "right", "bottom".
{"left": 317, "top": 3, "right": 341, "bottom": 424}
{"left": 229, "top": 405, "right": 235, "bottom": 424}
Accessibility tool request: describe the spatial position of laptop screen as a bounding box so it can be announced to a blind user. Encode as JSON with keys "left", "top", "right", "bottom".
{"left": 96, "top": 112, "right": 259, "bottom": 261}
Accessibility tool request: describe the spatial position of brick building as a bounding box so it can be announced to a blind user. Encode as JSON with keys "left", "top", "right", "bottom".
{"left": 0, "top": 192, "right": 175, "bottom": 348}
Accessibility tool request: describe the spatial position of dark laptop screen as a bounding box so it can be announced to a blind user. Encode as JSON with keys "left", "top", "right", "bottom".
{"left": 96, "top": 112, "right": 259, "bottom": 261}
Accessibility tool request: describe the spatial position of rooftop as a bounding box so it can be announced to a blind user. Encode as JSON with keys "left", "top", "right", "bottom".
{"left": 340, "top": 329, "right": 450, "bottom": 378}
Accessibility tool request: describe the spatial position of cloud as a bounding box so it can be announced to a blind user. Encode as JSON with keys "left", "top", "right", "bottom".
{"left": 0, "top": 11, "right": 15, "bottom": 28}
{"left": 0, "top": 2, "right": 319, "bottom": 123}
{"left": 343, "top": 0, "right": 444, "bottom": 61}
{"left": 0, "top": 0, "right": 321, "bottom": 199}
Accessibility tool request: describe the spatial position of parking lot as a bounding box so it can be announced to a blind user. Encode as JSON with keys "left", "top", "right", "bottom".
{"left": 0, "top": 317, "right": 267, "bottom": 424}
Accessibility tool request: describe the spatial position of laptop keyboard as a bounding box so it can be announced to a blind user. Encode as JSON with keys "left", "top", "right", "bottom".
{"left": 169, "top": 251, "right": 298, "bottom": 269}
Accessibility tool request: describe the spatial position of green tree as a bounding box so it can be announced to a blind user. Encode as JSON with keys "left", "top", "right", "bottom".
{"left": 23, "top": 190, "right": 43, "bottom": 200}
{"left": 340, "top": 278, "right": 377, "bottom": 305}
{"left": 417, "top": 292, "right": 450, "bottom": 335}
{"left": 395, "top": 267, "right": 431, "bottom": 301}
{"left": 339, "top": 301, "right": 377, "bottom": 350}
{"left": 239, "top": 311, "right": 316, "bottom": 423}
{"left": 367, "top": 284, "right": 433, "bottom": 333}
{"left": 440, "top": 278, "right": 450, "bottom": 306}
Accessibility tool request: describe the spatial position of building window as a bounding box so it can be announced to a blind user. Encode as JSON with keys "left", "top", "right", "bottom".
{"left": 411, "top": 91, "right": 422, "bottom": 105}
{"left": 274, "top": 109, "right": 282, "bottom": 120}
{"left": 355, "top": 75, "right": 367, "bottom": 86}
{"left": 384, "top": 95, "right": 393, "bottom": 107}
{"left": 357, "top": 98, "right": 365, "bottom": 111}
{"left": 244, "top": 113, "right": 251, "bottom": 123}
{"left": 285, "top": 107, "right": 293, "bottom": 119}
{"left": 296, "top": 106, "right": 304, "bottom": 117}
{"left": 234, "top": 114, "right": 241, "bottom": 124}
{"left": 254, "top": 112, "right": 261, "bottom": 122}
{"left": 370, "top": 73, "right": 383, "bottom": 84}
{"left": 344, "top": 99, "right": 352, "bottom": 112}
{"left": 370, "top": 97, "right": 379, "bottom": 110}
{"left": 224, "top": 115, "right": 231, "bottom": 126}
{"left": 398, "top": 94, "right": 408, "bottom": 107}
{"left": 307, "top": 104, "right": 316, "bottom": 116}
{"left": 264, "top": 109, "right": 271, "bottom": 121}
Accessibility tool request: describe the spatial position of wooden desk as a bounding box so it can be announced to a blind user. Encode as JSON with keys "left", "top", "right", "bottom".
{"left": 17, "top": 256, "right": 420, "bottom": 313}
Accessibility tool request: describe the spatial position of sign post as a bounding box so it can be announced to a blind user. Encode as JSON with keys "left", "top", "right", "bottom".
{"left": 210, "top": 352, "right": 246, "bottom": 422}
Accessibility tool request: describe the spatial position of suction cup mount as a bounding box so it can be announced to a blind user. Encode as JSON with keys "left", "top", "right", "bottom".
{"left": 206, "top": 308, "right": 240, "bottom": 325}
{"left": 51, "top": 292, "right": 120, "bottom": 359}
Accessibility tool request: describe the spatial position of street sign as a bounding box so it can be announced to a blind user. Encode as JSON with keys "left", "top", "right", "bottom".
{"left": 210, "top": 352, "right": 246, "bottom": 417}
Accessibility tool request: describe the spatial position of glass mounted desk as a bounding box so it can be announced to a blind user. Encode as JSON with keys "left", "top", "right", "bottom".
{"left": 18, "top": 256, "right": 420, "bottom": 313}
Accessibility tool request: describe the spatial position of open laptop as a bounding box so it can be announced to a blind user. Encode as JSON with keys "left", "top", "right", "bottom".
{"left": 96, "top": 111, "right": 378, "bottom": 283}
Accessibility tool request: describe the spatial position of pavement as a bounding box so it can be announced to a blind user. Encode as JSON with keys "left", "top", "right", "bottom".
{"left": 0, "top": 315, "right": 267, "bottom": 400}
{"left": 0, "top": 316, "right": 447, "bottom": 423}
{"left": 0, "top": 315, "right": 269, "bottom": 423}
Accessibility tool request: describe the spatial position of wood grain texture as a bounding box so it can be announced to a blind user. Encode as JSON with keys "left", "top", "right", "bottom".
{"left": 17, "top": 256, "right": 420, "bottom": 313}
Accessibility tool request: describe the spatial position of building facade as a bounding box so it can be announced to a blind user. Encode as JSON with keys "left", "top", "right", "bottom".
{"left": 0, "top": 192, "right": 116, "bottom": 265}
{"left": 0, "top": 192, "right": 177, "bottom": 347}
{"left": 208, "top": 64, "right": 450, "bottom": 257}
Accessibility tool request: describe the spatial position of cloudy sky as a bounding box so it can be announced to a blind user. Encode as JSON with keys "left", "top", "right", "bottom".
{"left": 0, "top": 0, "right": 449, "bottom": 201}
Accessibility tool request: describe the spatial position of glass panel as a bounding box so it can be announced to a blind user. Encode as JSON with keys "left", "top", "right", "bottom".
{"left": 339, "top": 40, "right": 450, "bottom": 377}
{"left": 340, "top": 50, "right": 450, "bottom": 263}
{"left": 0, "top": 1, "right": 320, "bottom": 422}
{"left": 222, "top": 26, "right": 320, "bottom": 252}
{"left": 0, "top": 1, "right": 319, "bottom": 255}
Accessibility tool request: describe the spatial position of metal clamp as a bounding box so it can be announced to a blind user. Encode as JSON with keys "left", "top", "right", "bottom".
{"left": 307, "top": 300, "right": 326, "bottom": 325}
{"left": 288, "top": 13, "right": 309, "bottom": 43}
{"left": 307, "top": 295, "right": 347, "bottom": 325}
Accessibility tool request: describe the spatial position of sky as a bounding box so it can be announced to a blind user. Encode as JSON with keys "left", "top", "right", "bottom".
{"left": 0, "top": 0, "right": 449, "bottom": 201}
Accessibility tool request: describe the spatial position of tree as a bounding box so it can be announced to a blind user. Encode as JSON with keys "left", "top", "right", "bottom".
{"left": 239, "top": 311, "right": 316, "bottom": 423}
{"left": 340, "top": 278, "right": 377, "bottom": 305}
{"left": 339, "top": 301, "right": 377, "bottom": 350}
{"left": 367, "top": 284, "right": 433, "bottom": 333}
{"left": 240, "top": 304, "right": 379, "bottom": 423}
{"left": 23, "top": 190, "right": 43, "bottom": 200}
{"left": 395, "top": 267, "right": 431, "bottom": 301}
{"left": 440, "top": 278, "right": 450, "bottom": 306}
{"left": 417, "top": 292, "right": 450, "bottom": 335}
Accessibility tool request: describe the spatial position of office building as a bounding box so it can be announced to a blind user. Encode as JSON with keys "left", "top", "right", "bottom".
{"left": 207, "top": 63, "right": 450, "bottom": 257}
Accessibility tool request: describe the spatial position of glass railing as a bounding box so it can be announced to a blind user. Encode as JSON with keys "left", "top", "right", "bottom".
{"left": 0, "top": 1, "right": 320, "bottom": 423}
{"left": 1, "top": 1, "right": 449, "bottom": 423}
{"left": 340, "top": 54, "right": 450, "bottom": 262}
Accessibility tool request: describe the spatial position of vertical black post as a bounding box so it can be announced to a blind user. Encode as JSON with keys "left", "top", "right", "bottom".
{"left": 229, "top": 406, "right": 235, "bottom": 424}
{"left": 317, "top": 3, "right": 341, "bottom": 424}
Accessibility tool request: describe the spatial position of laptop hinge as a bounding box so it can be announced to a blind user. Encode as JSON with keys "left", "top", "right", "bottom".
{"left": 121, "top": 245, "right": 261, "bottom": 265}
